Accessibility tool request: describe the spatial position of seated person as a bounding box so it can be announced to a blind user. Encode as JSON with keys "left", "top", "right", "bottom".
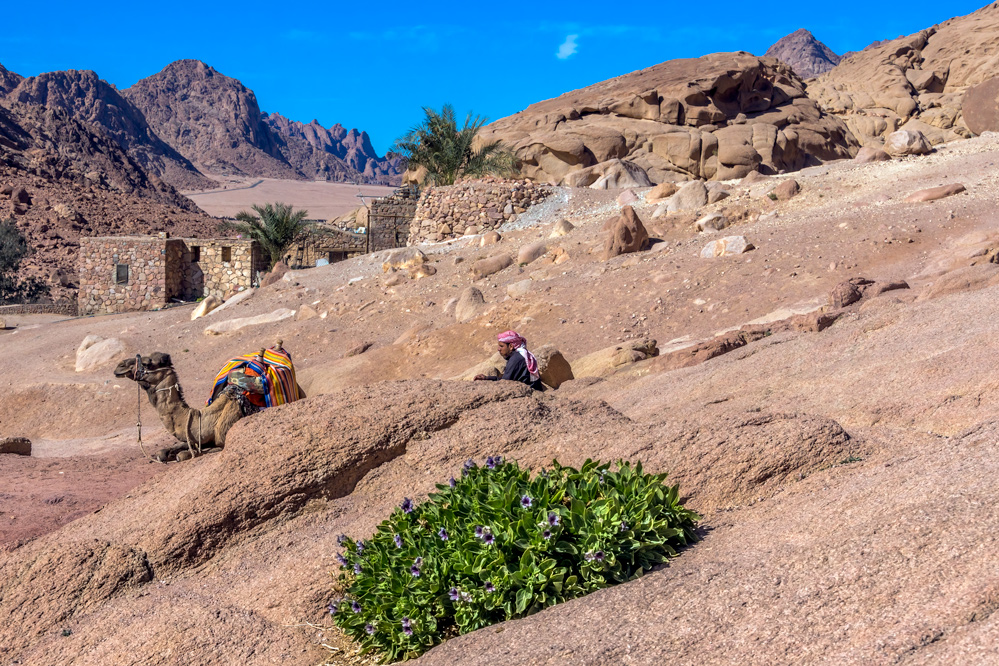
{"left": 474, "top": 330, "right": 545, "bottom": 391}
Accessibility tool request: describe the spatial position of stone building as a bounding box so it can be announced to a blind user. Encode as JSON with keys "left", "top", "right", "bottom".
{"left": 78, "top": 235, "right": 268, "bottom": 315}
{"left": 370, "top": 186, "right": 420, "bottom": 252}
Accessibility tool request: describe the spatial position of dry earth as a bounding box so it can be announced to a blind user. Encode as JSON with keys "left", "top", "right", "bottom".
{"left": 4, "top": 133, "right": 999, "bottom": 664}
{"left": 182, "top": 179, "right": 396, "bottom": 221}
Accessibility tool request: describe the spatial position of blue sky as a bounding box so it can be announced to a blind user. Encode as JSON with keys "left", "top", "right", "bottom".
{"left": 0, "top": 1, "right": 988, "bottom": 155}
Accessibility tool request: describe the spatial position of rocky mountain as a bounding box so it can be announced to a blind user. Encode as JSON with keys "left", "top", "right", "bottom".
{"left": 480, "top": 52, "right": 858, "bottom": 186}
{"left": 764, "top": 29, "right": 841, "bottom": 79}
{"left": 123, "top": 61, "right": 403, "bottom": 185}
{"left": 263, "top": 113, "right": 402, "bottom": 185}
{"left": 123, "top": 60, "right": 299, "bottom": 180}
{"left": 0, "top": 63, "right": 23, "bottom": 96}
{"left": 808, "top": 2, "right": 999, "bottom": 147}
{"left": 6, "top": 69, "right": 215, "bottom": 190}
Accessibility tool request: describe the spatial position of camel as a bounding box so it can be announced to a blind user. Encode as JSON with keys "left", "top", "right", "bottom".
{"left": 113, "top": 351, "right": 304, "bottom": 462}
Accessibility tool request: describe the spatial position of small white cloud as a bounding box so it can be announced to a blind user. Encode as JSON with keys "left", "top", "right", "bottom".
{"left": 556, "top": 34, "right": 579, "bottom": 60}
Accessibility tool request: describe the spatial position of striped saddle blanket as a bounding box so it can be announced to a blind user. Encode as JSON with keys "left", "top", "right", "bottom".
{"left": 206, "top": 348, "right": 301, "bottom": 409}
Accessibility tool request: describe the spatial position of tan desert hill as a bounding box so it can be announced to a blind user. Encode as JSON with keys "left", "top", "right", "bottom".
{"left": 479, "top": 52, "right": 858, "bottom": 187}
{"left": 764, "top": 29, "right": 841, "bottom": 79}
{"left": 4, "top": 122, "right": 999, "bottom": 664}
{"left": 808, "top": 1, "right": 999, "bottom": 145}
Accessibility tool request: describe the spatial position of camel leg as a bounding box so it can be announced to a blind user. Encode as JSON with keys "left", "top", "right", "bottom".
{"left": 214, "top": 400, "right": 244, "bottom": 448}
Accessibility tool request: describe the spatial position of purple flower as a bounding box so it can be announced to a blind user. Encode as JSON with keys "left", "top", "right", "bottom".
{"left": 410, "top": 564, "right": 421, "bottom": 577}
{"left": 337, "top": 534, "right": 348, "bottom": 547}
{"left": 402, "top": 617, "right": 413, "bottom": 636}
{"left": 438, "top": 527, "right": 449, "bottom": 541}
{"left": 486, "top": 456, "right": 497, "bottom": 469}
{"left": 351, "top": 601, "right": 361, "bottom": 613}
{"left": 585, "top": 551, "right": 596, "bottom": 562}
{"left": 328, "top": 602, "right": 338, "bottom": 616}
{"left": 400, "top": 497, "right": 414, "bottom": 514}
{"left": 619, "top": 521, "right": 629, "bottom": 532}
{"left": 449, "top": 587, "right": 460, "bottom": 601}
{"left": 474, "top": 526, "right": 484, "bottom": 539}
{"left": 353, "top": 562, "right": 362, "bottom": 574}
{"left": 521, "top": 495, "right": 533, "bottom": 509}
{"left": 542, "top": 529, "right": 552, "bottom": 540}
{"left": 336, "top": 553, "right": 348, "bottom": 566}
{"left": 495, "top": 455, "right": 503, "bottom": 464}
{"left": 460, "top": 591, "right": 472, "bottom": 603}
{"left": 356, "top": 540, "right": 365, "bottom": 554}
{"left": 365, "top": 623, "right": 375, "bottom": 635}
{"left": 449, "top": 477, "right": 457, "bottom": 488}
{"left": 414, "top": 556, "right": 423, "bottom": 565}
{"left": 483, "top": 532, "right": 495, "bottom": 546}
{"left": 595, "top": 550, "right": 605, "bottom": 562}
{"left": 548, "top": 512, "right": 560, "bottom": 526}
{"left": 463, "top": 459, "right": 476, "bottom": 471}
{"left": 394, "top": 533, "right": 403, "bottom": 549}
{"left": 484, "top": 581, "right": 495, "bottom": 593}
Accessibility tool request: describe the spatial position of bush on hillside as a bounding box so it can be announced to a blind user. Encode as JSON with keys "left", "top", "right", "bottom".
{"left": 0, "top": 217, "right": 49, "bottom": 305}
{"left": 327, "top": 457, "right": 699, "bottom": 662}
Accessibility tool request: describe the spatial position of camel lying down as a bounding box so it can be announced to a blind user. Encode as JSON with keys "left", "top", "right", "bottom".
{"left": 113, "top": 352, "right": 305, "bottom": 462}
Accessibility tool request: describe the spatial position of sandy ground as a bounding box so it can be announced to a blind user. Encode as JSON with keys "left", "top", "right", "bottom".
{"left": 5, "top": 133, "right": 999, "bottom": 664}
{"left": 181, "top": 178, "right": 396, "bottom": 220}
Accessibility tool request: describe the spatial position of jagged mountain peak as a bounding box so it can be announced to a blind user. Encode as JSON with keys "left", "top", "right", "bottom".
{"left": 764, "top": 29, "right": 841, "bottom": 79}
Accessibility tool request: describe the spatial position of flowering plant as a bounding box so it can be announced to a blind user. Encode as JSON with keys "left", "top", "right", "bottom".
{"left": 328, "top": 457, "right": 698, "bottom": 662}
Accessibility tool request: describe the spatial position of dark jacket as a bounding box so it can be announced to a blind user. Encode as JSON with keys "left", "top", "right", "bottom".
{"left": 484, "top": 351, "right": 545, "bottom": 391}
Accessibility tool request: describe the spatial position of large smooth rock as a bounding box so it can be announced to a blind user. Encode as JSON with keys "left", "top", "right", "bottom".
{"left": 455, "top": 287, "right": 486, "bottom": 323}
{"left": 471, "top": 255, "right": 513, "bottom": 279}
{"left": 904, "top": 183, "right": 966, "bottom": 202}
{"left": 571, "top": 339, "right": 659, "bottom": 378}
{"left": 884, "top": 129, "right": 931, "bottom": 156}
{"left": 203, "top": 308, "right": 295, "bottom": 336}
{"left": 517, "top": 242, "right": 548, "bottom": 265}
{"left": 961, "top": 76, "right": 999, "bottom": 135}
{"left": 534, "top": 345, "right": 574, "bottom": 389}
{"left": 549, "top": 219, "right": 575, "bottom": 238}
{"left": 700, "top": 236, "right": 755, "bottom": 258}
{"left": 382, "top": 247, "right": 427, "bottom": 273}
{"left": 259, "top": 262, "right": 288, "bottom": 288}
{"left": 454, "top": 353, "right": 505, "bottom": 380}
{"left": 190, "top": 295, "right": 222, "bottom": 320}
{"left": 646, "top": 182, "right": 679, "bottom": 202}
{"left": 667, "top": 181, "right": 709, "bottom": 213}
{"left": 603, "top": 206, "right": 650, "bottom": 261}
{"left": 854, "top": 146, "right": 891, "bottom": 163}
{"left": 695, "top": 213, "right": 729, "bottom": 232}
{"left": 75, "top": 336, "right": 125, "bottom": 373}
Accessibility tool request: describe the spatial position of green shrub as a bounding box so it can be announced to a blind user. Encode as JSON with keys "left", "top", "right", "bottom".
{"left": 327, "top": 457, "right": 699, "bottom": 662}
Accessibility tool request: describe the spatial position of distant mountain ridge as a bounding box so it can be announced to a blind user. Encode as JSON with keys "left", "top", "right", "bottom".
{"left": 123, "top": 60, "right": 401, "bottom": 186}
{"left": 764, "top": 29, "right": 841, "bottom": 79}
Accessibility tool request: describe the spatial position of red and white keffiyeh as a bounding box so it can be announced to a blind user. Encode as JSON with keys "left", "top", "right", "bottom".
{"left": 497, "top": 330, "right": 539, "bottom": 378}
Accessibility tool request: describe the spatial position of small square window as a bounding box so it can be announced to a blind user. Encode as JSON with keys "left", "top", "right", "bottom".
{"left": 221, "top": 246, "right": 232, "bottom": 262}
{"left": 115, "top": 264, "right": 129, "bottom": 285}
{"left": 192, "top": 246, "right": 201, "bottom": 262}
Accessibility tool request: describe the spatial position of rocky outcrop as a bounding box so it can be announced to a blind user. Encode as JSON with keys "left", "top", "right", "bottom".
{"left": 482, "top": 52, "right": 858, "bottom": 185}
{"left": 764, "top": 29, "right": 841, "bottom": 79}
{"left": 263, "top": 113, "right": 403, "bottom": 185}
{"left": 807, "top": 3, "right": 999, "bottom": 146}
{"left": 123, "top": 60, "right": 298, "bottom": 179}
{"left": 7, "top": 69, "right": 214, "bottom": 190}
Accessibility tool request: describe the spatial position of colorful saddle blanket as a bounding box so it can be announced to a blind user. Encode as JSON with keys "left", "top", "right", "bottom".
{"left": 207, "top": 348, "right": 301, "bottom": 409}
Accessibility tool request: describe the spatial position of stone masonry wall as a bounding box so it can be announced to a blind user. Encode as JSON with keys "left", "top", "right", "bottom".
{"left": 407, "top": 178, "right": 552, "bottom": 245}
{"left": 181, "top": 239, "right": 266, "bottom": 301}
{"left": 0, "top": 303, "right": 78, "bottom": 317}
{"left": 370, "top": 188, "right": 419, "bottom": 252}
{"left": 78, "top": 237, "right": 173, "bottom": 315}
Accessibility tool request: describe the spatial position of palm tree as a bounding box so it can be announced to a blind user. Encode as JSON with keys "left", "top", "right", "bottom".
{"left": 393, "top": 104, "right": 515, "bottom": 186}
{"left": 220, "top": 202, "right": 310, "bottom": 269}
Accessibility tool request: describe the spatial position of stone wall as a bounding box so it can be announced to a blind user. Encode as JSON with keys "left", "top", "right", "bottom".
{"left": 370, "top": 187, "right": 419, "bottom": 252}
{"left": 78, "top": 237, "right": 173, "bottom": 315}
{"left": 285, "top": 230, "right": 369, "bottom": 268}
{"left": 407, "top": 178, "right": 552, "bottom": 245}
{"left": 183, "top": 239, "right": 266, "bottom": 301}
{"left": 0, "top": 303, "right": 77, "bottom": 316}
{"left": 78, "top": 236, "right": 267, "bottom": 315}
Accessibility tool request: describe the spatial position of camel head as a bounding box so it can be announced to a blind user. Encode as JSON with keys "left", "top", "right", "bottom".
{"left": 114, "top": 352, "right": 175, "bottom": 388}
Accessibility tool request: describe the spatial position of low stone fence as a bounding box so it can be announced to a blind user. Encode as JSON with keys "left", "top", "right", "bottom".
{"left": 408, "top": 177, "right": 552, "bottom": 245}
{"left": 0, "top": 303, "right": 78, "bottom": 316}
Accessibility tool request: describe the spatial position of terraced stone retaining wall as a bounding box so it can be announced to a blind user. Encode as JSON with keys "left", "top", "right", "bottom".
{"left": 407, "top": 178, "right": 552, "bottom": 245}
